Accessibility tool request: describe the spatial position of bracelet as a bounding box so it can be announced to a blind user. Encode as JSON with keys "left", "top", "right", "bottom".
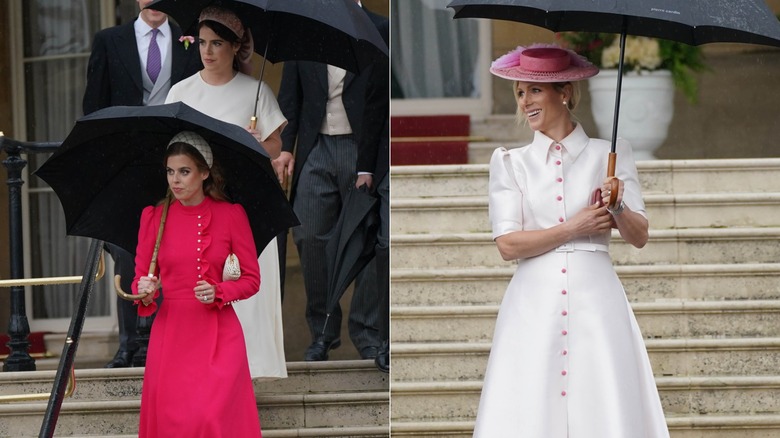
{"left": 607, "top": 201, "right": 625, "bottom": 216}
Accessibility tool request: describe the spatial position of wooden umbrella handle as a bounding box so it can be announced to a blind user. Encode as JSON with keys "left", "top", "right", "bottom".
{"left": 115, "top": 194, "right": 171, "bottom": 301}
{"left": 607, "top": 152, "right": 619, "bottom": 209}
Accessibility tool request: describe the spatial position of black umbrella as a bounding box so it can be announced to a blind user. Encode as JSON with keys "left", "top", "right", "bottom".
{"left": 147, "top": 0, "right": 388, "bottom": 73}
{"left": 322, "top": 184, "right": 380, "bottom": 335}
{"left": 448, "top": 0, "right": 780, "bottom": 206}
{"left": 34, "top": 101, "right": 299, "bottom": 259}
{"left": 147, "top": 0, "right": 388, "bottom": 129}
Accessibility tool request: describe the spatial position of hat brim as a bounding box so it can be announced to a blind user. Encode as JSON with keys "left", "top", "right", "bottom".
{"left": 490, "top": 64, "right": 600, "bottom": 83}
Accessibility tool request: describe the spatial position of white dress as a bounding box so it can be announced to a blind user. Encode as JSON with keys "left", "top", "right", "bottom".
{"left": 166, "top": 71, "right": 288, "bottom": 379}
{"left": 473, "top": 124, "right": 669, "bottom": 437}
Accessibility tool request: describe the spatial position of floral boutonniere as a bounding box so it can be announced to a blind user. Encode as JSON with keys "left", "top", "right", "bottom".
{"left": 179, "top": 35, "right": 195, "bottom": 50}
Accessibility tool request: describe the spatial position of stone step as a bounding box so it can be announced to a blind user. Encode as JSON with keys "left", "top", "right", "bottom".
{"left": 391, "top": 264, "right": 780, "bottom": 307}
{"left": 391, "top": 228, "right": 780, "bottom": 270}
{"left": 389, "top": 159, "right": 780, "bottom": 199}
{"left": 0, "top": 391, "right": 389, "bottom": 436}
{"left": 0, "top": 361, "right": 387, "bottom": 402}
{"left": 391, "top": 300, "right": 780, "bottom": 343}
{"left": 390, "top": 376, "right": 780, "bottom": 422}
{"left": 392, "top": 338, "right": 780, "bottom": 382}
{"left": 390, "top": 414, "right": 780, "bottom": 438}
{"left": 391, "top": 193, "right": 780, "bottom": 234}
{"left": 59, "top": 429, "right": 390, "bottom": 438}
{"left": 390, "top": 415, "right": 780, "bottom": 438}
{"left": 0, "top": 361, "right": 388, "bottom": 436}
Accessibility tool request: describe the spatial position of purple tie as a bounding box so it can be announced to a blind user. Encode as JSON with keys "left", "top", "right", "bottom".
{"left": 147, "top": 28, "right": 161, "bottom": 84}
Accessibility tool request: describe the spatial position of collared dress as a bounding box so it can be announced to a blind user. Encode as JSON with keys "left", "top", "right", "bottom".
{"left": 473, "top": 124, "right": 669, "bottom": 438}
{"left": 134, "top": 196, "right": 262, "bottom": 437}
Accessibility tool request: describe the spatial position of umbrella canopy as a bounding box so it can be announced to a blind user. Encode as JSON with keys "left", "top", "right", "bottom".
{"left": 448, "top": 0, "right": 780, "bottom": 47}
{"left": 147, "top": 0, "right": 388, "bottom": 74}
{"left": 447, "top": 0, "right": 780, "bottom": 204}
{"left": 35, "top": 102, "right": 299, "bottom": 257}
{"left": 322, "top": 184, "right": 379, "bottom": 334}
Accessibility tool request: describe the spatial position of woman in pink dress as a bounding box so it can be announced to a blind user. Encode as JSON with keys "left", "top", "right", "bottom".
{"left": 134, "top": 131, "right": 262, "bottom": 437}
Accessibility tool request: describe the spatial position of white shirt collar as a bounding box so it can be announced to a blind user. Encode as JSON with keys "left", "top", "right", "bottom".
{"left": 134, "top": 15, "right": 170, "bottom": 38}
{"left": 530, "top": 123, "right": 590, "bottom": 164}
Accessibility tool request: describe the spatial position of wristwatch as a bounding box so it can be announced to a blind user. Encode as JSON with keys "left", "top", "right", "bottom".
{"left": 607, "top": 201, "right": 625, "bottom": 216}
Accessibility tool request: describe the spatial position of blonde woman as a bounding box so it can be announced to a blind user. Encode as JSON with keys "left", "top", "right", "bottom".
{"left": 474, "top": 44, "right": 668, "bottom": 437}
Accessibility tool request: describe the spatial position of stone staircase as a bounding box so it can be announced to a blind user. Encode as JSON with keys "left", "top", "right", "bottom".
{"left": 390, "top": 158, "right": 780, "bottom": 437}
{"left": 0, "top": 360, "right": 389, "bottom": 437}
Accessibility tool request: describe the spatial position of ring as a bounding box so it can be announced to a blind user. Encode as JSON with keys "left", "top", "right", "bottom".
{"left": 202, "top": 296, "right": 206, "bottom": 301}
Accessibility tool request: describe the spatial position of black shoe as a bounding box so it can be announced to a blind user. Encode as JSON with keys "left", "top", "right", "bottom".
{"left": 359, "top": 345, "right": 380, "bottom": 360}
{"left": 105, "top": 349, "right": 136, "bottom": 368}
{"left": 304, "top": 337, "right": 341, "bottom": 361}
{"left": 375, "top": 341, "right": 389, "bottom": 373}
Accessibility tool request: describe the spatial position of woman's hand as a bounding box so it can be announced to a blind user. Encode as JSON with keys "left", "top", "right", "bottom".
{"left": 566, "top": 202, "right": 613, "bottom": 239}
{"left": 137, "top": 275, "right": 158, "bottom": 306}
{"left": 194, "top": 280, "right": 216, "bottom": 304}
{"left": 247, "top": 125, "right": 283, "bottom": 159}
{"left": 601, "top": 177, "right": 624, "bottom": 207}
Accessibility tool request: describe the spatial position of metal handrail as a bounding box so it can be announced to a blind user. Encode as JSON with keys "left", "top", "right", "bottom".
{"left": 0, "top": 366, "right": 76, "bottom": 403}
{"left": 0, "top": 254, "right": 105, "bottom": 288}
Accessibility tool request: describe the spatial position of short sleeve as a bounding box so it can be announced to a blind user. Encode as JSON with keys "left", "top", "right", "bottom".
{"left": 615, "top": 139, "right": 647, "bottom": 219}
{"left": 254, "top": 81, "right": 288, "bottom": 141}
{"left": 489, "top": 147, "right": 524, "bottom": 240}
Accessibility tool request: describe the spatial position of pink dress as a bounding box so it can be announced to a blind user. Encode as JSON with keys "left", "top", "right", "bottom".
{"left": 133, "top": 196, "right": 262, "bottom": 437}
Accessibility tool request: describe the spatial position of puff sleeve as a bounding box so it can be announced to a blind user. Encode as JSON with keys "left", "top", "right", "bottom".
{"left": 489, "top": 147, "right": 524, "bottom": 240}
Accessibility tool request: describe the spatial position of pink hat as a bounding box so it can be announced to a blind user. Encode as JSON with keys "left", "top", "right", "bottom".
{"left": 490, "top": 43, "right": 598, "bottom": 82}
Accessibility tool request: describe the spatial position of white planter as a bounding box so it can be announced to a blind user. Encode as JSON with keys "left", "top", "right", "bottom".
{"left": 588, "top": 69, "right": 674, "bottom": 161}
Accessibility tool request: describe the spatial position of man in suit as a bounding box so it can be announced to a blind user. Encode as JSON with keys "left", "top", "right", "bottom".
{"left": 83, "top": 0, "right": 201, "bottom": 368}
{"left": 275, "top": 1, "right": 389, "bottom": 361}
{"left": 360, "top": 56, "right": 390, "bottom": 372}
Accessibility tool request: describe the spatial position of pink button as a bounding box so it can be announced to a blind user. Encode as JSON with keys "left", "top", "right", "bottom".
{"left": 561, "top": 290, "right": 567, "bottom": 295}
{"left": 562, "top": 330, "right": 568, "bottom": 335}
{"left": 562, "top": 350, "right": 568, "bottom": 355}
{"left": 197, "top": 266, "right": 201, "bottom": 270}
{"left": 557, "top": 195, "right": 563, "bottom": 201}
{"left": 557, "top": 177, "right": 563, "bottom": 182}
{"left": 561, "top": 268, "right": 567, "bottom": 273}
{"left": 558, "top": 217, "right": 564, "bottom": 223}
{"left": 556, "top": 160, "right": 561, "bottom": 165}
{"left": 555, "top": 145, "right": 561, "bottom": 150}
{"left": 561, "top": 391, "right": 567, "bottom": 396}
{"left": 561, "top": 370, "right": 567, "bottom": 376}
{"left": 562, "top": 310, "right": 568, "bottom": 316}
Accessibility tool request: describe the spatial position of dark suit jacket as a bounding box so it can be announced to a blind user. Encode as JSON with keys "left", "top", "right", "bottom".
{"left": 82, "top": 19, "right": 202, "bottom": 115}
{"left": 278, "top": 7, "right": 389, "bottom": 202}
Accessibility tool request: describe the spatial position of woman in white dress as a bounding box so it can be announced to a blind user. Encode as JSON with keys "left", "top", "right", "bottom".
{"left": 165, "top": 5, "right": 287, "bottom": 380}
{"left": 473, "top": 43, "right": 669, "bottom": 437}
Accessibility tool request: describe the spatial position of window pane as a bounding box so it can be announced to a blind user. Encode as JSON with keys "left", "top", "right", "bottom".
{"left": 391, "top": 0, "right": 481, "bottom": 99}
{"left": 22, "top": 0, "right": 111, "bottom": 319}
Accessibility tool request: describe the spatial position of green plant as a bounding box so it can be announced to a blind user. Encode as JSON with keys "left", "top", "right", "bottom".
{"left": 556, "top": 32, "right": 708, "bottom": 103}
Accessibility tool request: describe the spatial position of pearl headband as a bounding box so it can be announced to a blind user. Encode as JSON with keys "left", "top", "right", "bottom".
{"left": 168, "top": 131, "right": 213, "bottom": 168}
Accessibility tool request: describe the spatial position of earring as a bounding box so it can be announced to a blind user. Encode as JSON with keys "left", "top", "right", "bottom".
{"left": 563, "top": 100, "right": 567, "bottom": 106}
